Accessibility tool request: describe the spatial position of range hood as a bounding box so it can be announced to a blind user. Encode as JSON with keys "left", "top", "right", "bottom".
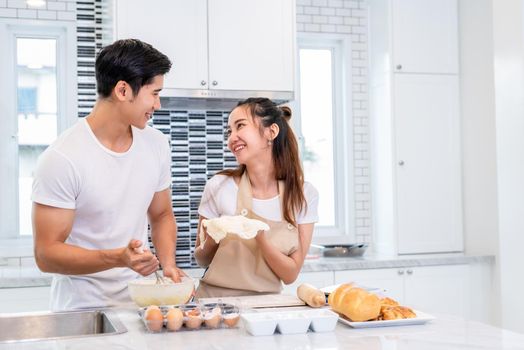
{"left": 160, "top": 88, "right": 294, "bottom": 110}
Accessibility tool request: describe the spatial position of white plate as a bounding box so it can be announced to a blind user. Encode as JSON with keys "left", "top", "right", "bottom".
{"left": 336, "top": 310, "right": 435, "bottom": 328}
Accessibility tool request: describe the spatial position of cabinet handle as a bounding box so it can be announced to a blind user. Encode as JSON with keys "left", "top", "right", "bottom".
{"left": 200, "top": 80, "right": 207, "bottom": 86}
{"left": 407, "top": 269, "right": 413, "bottom": 275}
{"left": 396, "top": 64, "right": 402, "bottom": 70}
{"left": 398, "top": 160, "right": 404, "bottom": 166}
{"left": 397, "top": 269, "right": 404, "bottom": 275}
{"left": 212, "top": 80, "right": 218, "bottom": 86}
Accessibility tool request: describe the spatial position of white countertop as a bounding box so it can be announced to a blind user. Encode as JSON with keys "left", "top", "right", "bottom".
{"left": 0, "top": 253, "right": 494, "bottom": 288}
{"left": 301, "top": 252, "right": 494, "bottom": 272}
{"left": 1, "top": 308, "right": 523, "bottom": 350}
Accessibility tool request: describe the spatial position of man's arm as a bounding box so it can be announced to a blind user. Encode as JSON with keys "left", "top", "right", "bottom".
{"left": 33, "top": 203, "right": 159, "bottom": 275}
{"left": 148, "top": 188, "right": 186, "bottom": 282}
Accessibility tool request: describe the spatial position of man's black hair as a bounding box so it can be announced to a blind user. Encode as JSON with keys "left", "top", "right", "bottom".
{"left": 95, "top": 39, "right": 172, "bottom": 98}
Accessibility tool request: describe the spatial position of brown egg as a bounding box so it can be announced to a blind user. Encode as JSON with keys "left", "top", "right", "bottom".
{"left": 203, "top": 307, "right": 222, "bottom": 329}
{"left": 184, "top": 308, "right": 203, "bottom": 330}
{"left": 166, "top": 308, "right": 184, "bottom": 331}
{"left": 222, "top": 313, "right": 240, "bottom": 328}
{"left": 144, "top": 305, "right": 164, "bottom": 332}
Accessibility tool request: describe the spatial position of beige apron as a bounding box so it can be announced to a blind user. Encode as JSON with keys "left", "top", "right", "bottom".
{"left": 196, "top": 171, "right": 299, "bottom": 298}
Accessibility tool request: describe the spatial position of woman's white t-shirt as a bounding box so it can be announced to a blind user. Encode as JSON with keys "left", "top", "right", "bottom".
{"left": 198, "top": 174, "right": 319, "bottom": 224}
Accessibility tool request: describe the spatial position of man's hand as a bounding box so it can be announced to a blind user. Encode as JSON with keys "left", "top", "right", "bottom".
{"left": 122, "top": 239, "right": 159, "bottom": 276}
{"left": 162, "top": 265, "right": 187, "bottom": 283}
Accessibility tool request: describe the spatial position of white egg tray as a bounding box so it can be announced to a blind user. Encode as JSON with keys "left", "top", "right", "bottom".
{"left": 241, "top": 308, "right": 338, "bottom": 336}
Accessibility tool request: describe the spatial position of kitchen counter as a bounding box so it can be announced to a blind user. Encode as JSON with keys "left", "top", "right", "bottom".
{"left": 0, "top": 253, "right": 494, "bottom": 288}
{"left": 1, "top": 307, "right": 523, "bottom": 350}
{"left": 301, "top": 252, "right": 494, "bottom": 272}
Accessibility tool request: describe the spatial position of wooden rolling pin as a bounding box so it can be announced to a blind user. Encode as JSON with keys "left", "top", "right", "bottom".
{"left": 297, "top": 283, "right": 326, "bottom": 308}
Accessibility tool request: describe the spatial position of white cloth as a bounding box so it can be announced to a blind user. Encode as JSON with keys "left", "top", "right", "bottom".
{"left": 198, "top": 174, "right": 319, "bottom": 223}
{"left": 32, "top": 119, "right": 171, "bottom": 311}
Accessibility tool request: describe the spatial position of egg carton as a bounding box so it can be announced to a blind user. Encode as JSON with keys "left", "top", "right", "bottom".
{"left": 241, "top": 308, "right": 339, "bottom": 336}
{"left": 138, "top": 302, "right": 241, "bottom": 332}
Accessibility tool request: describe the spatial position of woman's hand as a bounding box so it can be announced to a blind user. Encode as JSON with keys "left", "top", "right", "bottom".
{"left": 194, "top": 216, "right": 221, "bottom": 267}
{"left": 254, "top": 229, "right": 268, "bottom": 243}
{"left": 200, "top": 225, "right": 219, "bottom": 249}
{"left": 254, "top": 223, "right": 315, "bottom": 284}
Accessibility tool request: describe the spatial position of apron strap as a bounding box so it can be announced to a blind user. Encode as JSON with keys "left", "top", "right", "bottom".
{"left": 237, "top": 170, "right": 286, "bottom": 221}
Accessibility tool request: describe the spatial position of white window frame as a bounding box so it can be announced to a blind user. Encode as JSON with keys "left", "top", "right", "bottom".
{"left": 293, "top": 33, "right": 355, "bottom": 241}
{"left": 0, "top": 19, "right": 77, "bottom": 243}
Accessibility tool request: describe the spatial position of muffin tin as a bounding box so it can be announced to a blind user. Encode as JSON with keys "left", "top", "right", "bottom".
{"left": 241, "top": 308, "right": 338, "bottom": 336}
{"left": 138, "top": 303, "right": 241, "bottom": 332}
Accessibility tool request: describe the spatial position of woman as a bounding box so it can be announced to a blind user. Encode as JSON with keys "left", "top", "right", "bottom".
{"left": 194, "top": 97, "right": 319, "bottom": 298}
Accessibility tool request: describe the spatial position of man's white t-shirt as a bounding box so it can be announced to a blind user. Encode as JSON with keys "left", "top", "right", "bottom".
{"left": 198, "top": 174, "right": 319, "bottom": 224}
{"left": 32, "top": 119, "right": 171, "bottom": 311}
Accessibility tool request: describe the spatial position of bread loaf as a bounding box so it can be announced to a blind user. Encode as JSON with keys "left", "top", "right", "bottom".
{"left": 297, "top": 283, "right": 325, "bottom": 308}
{"left": 328, "top": 284, "right": 381, "bottom": 322}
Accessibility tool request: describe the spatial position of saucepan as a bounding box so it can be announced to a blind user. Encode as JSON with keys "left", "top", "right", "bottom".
{"left": 310, "top": 243, "right": 368, "bottom": 258}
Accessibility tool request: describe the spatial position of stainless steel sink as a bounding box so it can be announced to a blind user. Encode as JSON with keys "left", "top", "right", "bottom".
{"left": 0, "top": 309, "right": 127, "bottom": 343}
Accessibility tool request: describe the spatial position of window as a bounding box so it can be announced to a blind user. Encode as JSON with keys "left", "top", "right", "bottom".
{"left": 0, "top": 20, "right": 77, "bottom": 240}
{"left": 294, "top": 34, "right": 354, "bottom": 238}
{"left": 17, "top": 37, "right": 59, "bottom": 236}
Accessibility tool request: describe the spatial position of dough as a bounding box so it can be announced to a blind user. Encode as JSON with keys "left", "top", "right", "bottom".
{"left": 199, "top": 215, "right": 270, "bottom": 247}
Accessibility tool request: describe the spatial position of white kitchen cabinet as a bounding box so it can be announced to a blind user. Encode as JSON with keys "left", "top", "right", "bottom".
{"left": 391, "top": 0, "right": 458, "bottom": 74}
{"left": 394, "top": 74, "right": 463, "bottom": 254}
{"left": 371, "top": 73, "right": 463, "bottom": 254}
{"left": 114, "top": 0, "right": 294, "bottom": 96}
{"left": 281, "top": 271, "right": 334, "bottom": 295}
{"left": 207, "top": 0, "right": 294, "bottom": 92}
{"left": 403, "top": 265, "right": 469, "bottom": 318}
{"left": 0, "top": 287, "right": 50, "bottom": 313}
{"left": 333, "top": 268, "right": 404, "bottom": 302}
{"left": 334, "top": 265, "right": 470, "bottom": 318}
{"left": 115, "top": 0, "right": 207, "bottom": 91}
{"left": 370, "top": 0, "right": 463, "bottom": 255}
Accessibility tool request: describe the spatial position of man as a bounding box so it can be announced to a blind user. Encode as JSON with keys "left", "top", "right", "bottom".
{"left": 32, "top": 39, "right": 184, "bottom": 311}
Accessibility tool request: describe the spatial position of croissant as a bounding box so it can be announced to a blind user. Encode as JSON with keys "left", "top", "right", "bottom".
{"left": 380, "top": 297, "right": 399, "bottom": 307}
{"left": 380, "top": 305, "right": 417, "bottom": 320}
{"left": 328, "top": 284, "right": 381, "bottom": 322}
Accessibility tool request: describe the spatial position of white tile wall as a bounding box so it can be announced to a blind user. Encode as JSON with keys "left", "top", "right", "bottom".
{"left": 46, "top": 0, "right": 66, "bottom": 11}
{"left": 37, "top": 9, "right": 57, "bottom": 19}
{"left": 297, "top": 0, "right": 371, "bottom": 243}
{"left": 17, "top": 8, "right": 36, "bottom": 18}
{"left": 0, "top": 7, "right": 17, "bottom": 17}
{"left": 0, "top": 0, "right": 75, "bottom": 21}
{"left": 7, "top": 0, "right": 27, "bottom": 9}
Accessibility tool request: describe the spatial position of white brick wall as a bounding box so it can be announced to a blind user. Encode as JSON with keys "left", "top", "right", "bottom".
{"left": 0, "top": 0, "right": 75, "bottom": 21}
{"left": 297, "top": 0, "right": 372, "bottom": 243}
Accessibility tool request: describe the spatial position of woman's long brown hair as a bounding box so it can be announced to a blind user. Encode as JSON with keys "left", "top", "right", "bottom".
{"left": 219, "top": 97, "right": 306, "bottom": 226}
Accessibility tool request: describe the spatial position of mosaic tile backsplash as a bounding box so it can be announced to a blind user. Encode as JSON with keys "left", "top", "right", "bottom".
{"left": 151, "top": 109, "right": 237, "bottom": 267}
